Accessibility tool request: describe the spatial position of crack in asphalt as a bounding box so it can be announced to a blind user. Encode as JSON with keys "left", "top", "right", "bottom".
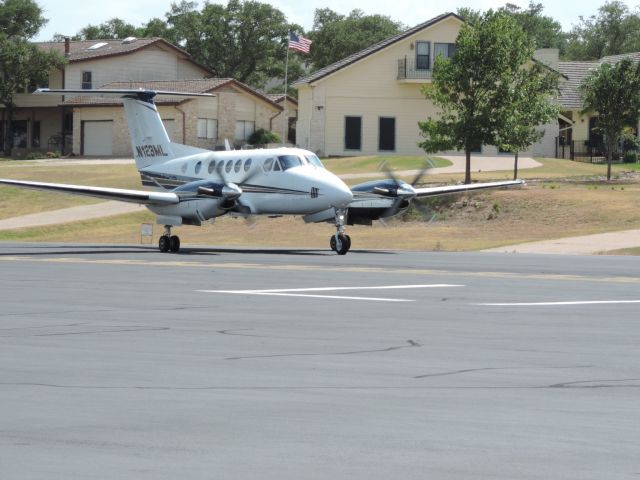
{"left": 225, "top": 339, "right": 422, "bottom": 360}
{"left": 1, "top": 378, "right": 639, "bottom": 391}
{"left": 414, "top": 365, "right": 593, "bottom": 379}
{"left": 0, "top": 326, "right": 169, "bottom": 337}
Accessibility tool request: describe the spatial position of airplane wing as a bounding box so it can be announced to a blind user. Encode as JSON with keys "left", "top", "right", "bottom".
{"left": 413, "top": 179, "right": 525, "bottom": 197}
{"left": 0, "top": 178, "right": 179, "bottom": 205}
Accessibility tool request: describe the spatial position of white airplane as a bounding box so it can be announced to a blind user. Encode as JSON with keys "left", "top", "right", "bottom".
{"left": 0, "top": 88, "right": 524, "bottom": 255}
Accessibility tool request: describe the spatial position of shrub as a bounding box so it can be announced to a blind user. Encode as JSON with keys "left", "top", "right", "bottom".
{"left": 247, "top": 129, "right": 281, "bottom": 146}
{"left": 623, "top": 150, "right": 637, "bottom": 163}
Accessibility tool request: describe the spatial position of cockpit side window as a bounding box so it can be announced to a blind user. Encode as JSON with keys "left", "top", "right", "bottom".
{"left": 273, "top": 158, "right": 282, "bottom": 171}
{"left": 263, "top": 157, "right": 274, "bottom": 172}
{"left": 305, "top": 154, "right": 325, "bottom": 169}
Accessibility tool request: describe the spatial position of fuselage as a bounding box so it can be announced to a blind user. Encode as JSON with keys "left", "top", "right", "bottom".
{"left": 140, "top": 147, "right": 353, "bottom": 221}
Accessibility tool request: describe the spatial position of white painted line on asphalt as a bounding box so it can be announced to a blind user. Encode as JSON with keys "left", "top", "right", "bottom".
{"left": 198, "top": 284, "right": 464, "bottom": 302}
{"left": 478, "top": 300, "right": 640, "bottom": 306}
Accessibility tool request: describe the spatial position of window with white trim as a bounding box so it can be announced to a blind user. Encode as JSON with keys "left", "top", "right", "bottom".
{"left": 235, "top": 120, "right": 255, "bottom": 141}
{"left": 197, "top": 118, "right": 218, "bottom": 139}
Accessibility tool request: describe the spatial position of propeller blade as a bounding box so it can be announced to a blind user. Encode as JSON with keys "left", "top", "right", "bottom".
{"left": 378, "top": 160, "right": 401, "bottom": 187}
{"left": 410, "top": 158, "right": 436, "bottom": 187}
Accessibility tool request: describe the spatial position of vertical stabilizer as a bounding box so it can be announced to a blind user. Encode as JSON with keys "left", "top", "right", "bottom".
{"left": 122, "top": 96, "right": 175, "bottom": 170}
{"left": 34, "top": 88, "right": 213, "bottom": 171}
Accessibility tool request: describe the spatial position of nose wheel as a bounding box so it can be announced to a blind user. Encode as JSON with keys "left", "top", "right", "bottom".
{"left": 159, "top": 225, "right": 181, "bottom": 253}
{"left": 331, "top": 208, "right": 351, "bottom": 255}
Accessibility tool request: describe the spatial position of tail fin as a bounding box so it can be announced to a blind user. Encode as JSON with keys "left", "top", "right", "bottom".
{"left": 36, "top": 88, "right": 213, "bottom": 169}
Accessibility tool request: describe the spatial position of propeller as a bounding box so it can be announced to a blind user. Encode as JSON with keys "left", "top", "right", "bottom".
{"left": 378, "top": 158, "right": 437, "bottom": 221}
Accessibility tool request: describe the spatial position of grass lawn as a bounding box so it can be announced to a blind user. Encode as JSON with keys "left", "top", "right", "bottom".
{"left": 1, "top": 155, "right": 640, "bottom": 252}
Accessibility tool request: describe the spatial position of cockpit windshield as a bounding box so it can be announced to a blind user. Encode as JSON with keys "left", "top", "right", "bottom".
{"left": 278, "top": 155, "right": 302, "bottom": 170}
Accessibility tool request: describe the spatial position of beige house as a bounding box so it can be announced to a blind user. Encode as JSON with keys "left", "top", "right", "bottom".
{"left": 294, "top": 12, "right": 559, "bottom": 158}
{"left": 555, "top": 51, "right": 640, "bottom": 160}
{"left": 2, "top": 37, "right": 292, "bottom": 156}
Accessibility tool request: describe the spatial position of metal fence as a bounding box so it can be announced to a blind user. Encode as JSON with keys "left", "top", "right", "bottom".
{"left": 555, "top": 138, "right": 607, "bottom": 163}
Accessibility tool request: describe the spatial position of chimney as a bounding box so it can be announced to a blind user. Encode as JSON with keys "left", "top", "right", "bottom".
{"left": 533, "top": 48, "right": 559, "bottom": 71}
{"left": 64, "top": 37, "right": 70, "bottom": 57}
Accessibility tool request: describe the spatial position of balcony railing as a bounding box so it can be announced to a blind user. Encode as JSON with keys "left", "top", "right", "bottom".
{"left": 397, "top": 57, "right": 433, "bottom": 81}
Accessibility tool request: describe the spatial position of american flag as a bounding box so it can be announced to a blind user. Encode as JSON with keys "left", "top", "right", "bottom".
{"left": 288, "top": 32, "right": 312, "bottom": 54}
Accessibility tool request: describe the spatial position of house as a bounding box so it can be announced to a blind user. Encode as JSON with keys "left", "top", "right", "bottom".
{"left": 554, "top": 51, "right": 640, "bottom": 160}
{"left": 293, "top": 12, "right": 560, "bottom": 158}
{"left": 62, "top": 78, "right": 285, "bottom": 156}
{"left": 1, "top": 37, "right": 290, "bottom": 156}
{"left": 267, "top": 94, "right": 298, "bottom": 144}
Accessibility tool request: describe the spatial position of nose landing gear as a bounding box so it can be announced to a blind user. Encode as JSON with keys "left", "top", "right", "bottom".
{"left": 330, "top": 208, "right": 351, "bottom": 255}
{"left": 159, "top": 225, "right": 181, "bottom": 253}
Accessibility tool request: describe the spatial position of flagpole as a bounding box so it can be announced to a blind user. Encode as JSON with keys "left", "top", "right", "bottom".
{"left": 283, "top": 35, "right": 290, "bottom": 146}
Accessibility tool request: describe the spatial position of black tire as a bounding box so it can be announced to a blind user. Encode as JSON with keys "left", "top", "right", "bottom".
{"left": 159, "top": 235, "right": 170, "bottom": 253}
{"left": 169, "top": 235, "right": 181, "bottom": 253}
{"left": 330, "top": 235, "right": 337, "bottom": 251}
{"left": 336, "top": 233, "right": 350, "bottom": 255}
{"left": 345, "top": 234, "right": 351, "bottom": 251}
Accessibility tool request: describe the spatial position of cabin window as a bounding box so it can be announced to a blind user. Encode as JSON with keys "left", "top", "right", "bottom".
{"left": 263, "top": 157, "right": 274, "bottom": 171}
{"left": 216, "top": 160, "right": 224, "bottom": 175}
{"left": 416, "top": 41, "right": 430, "bottom": 70}
{"left": 225, "top": 160, "right": 233, "bottom": 173}
{"left": 378, "top": 117, "right": 395, "bottom": 151}
{"left": 344, "top": 116, "right": 362, "bottom": 151}
{"left": 81, "top": 71, "right": 92, "bottom": 89}
{"left": 235, "top": 120, "right": 255, "bottom": 141}
{"left": 234, "top": 159, "right": 242, "bottom": 173}
{"left": 208, "top": 160, "right": 216, "bottom": 174}
{"left": 194, "top": 161, "right": 202, "bottom": 174}
{"left": 197, "top": 118, "right": 217, "bottom": 139}
{"left": 434, "top": 43, "right": 456, "bottom": 59}
{"left": 244, "top": 158, "right": 252, "bottom": 172}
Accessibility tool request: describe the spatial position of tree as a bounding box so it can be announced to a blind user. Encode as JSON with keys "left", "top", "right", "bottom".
{"left": 166, "top": 0, "right": 297, "bottom": 87}
{"left": 500, "top": 2, "right": 565, "bottom": 51}
{"left": 419, "top": 11, "right": 552, "bottom": 184}
{"left": 76, "top": 18, "right": 143, "bottom": 40}
{"left": 496, "top": 63, "right": 560, "bottom": 179}
{"left": 580, "top": 58, "right": 640, "bottom": 181}
{"left": 458, "top": 3, "right": 565, "bottom": 52}
{"left": 565, "top": 1, "right": 640, "bottom": 60}
{"left": 0, "top": 0, "right": 66, "bottom": 155}
{"left": 308, "top": 8, "right": 404, "bottom": 69}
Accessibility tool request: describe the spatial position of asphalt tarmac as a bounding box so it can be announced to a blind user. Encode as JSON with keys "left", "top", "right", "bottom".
{"left": 1, "top": 243, "right": 639, "bottom": 479}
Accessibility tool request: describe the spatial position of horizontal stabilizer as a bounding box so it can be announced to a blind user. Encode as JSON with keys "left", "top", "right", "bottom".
{"left": 35, "top": 88, "right": 214, "bottom": 99}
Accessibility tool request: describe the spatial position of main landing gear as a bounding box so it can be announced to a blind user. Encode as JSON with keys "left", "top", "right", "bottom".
{"left": 330, "top": 208, "right": 351, "bottom": 255}
{"left": 158, "top": 225, "right": 181, "bottom": 253}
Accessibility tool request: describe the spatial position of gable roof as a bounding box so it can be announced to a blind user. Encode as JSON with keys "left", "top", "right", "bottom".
{"left": 61, "top": 78, "right": 282, "bottom": 110}
{"left": 266, "top": 93, "right": 298, "bottom": 106}
{"left": 36, "top": 37, "right": 209, "bottom": 71}
{"left": 293, "top": 12, "right": 463, "bottom": 86}
{"left": 557, "top": 52, "right": 640, "bottom": 110}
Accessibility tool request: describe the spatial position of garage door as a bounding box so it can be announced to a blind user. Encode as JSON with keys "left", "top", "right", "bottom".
{"left": 83, "top": 121, "right": 113, "bottom": 156}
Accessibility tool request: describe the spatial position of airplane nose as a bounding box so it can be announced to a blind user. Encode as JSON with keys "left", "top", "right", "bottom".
{"left": 329, "top": 179, "right": 353, "bottom": 208}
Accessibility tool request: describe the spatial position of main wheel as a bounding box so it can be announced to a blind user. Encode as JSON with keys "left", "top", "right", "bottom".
{"left": 335, "top": 233, "right": 350, "bottom": 255}
{"left": 330, "top": 235, "right": 337, "bottom": 251}
{"left": 169, "top": 235, "right": 181, "bottom": 253}
{"left": 159, "top": 235, "right": 170, "bottom": 252}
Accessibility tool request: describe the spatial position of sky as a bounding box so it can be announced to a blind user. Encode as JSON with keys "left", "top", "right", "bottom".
{"left": 33, "top": 0, "right": 631, "bottom": 42}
